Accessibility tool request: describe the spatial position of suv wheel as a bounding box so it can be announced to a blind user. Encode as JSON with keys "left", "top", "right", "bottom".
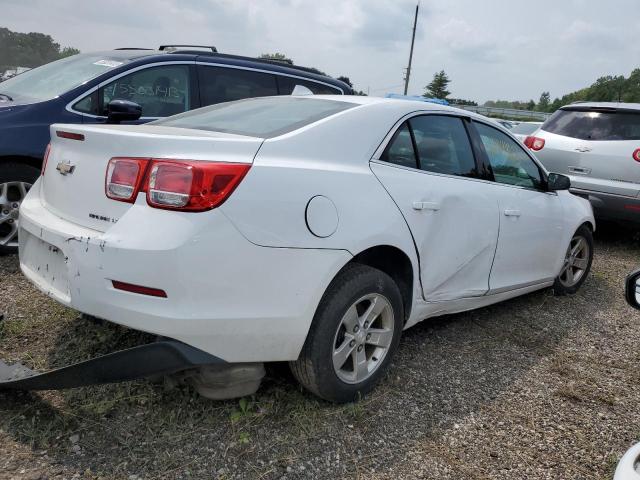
{"left": 553, "top": 224, "right": 593, "bottom": 295}
{"left": 0, "top": 163, "right": 40, "bottom": 254}
{"left": 290, "top": 264, "right": 403, "bottom": 403}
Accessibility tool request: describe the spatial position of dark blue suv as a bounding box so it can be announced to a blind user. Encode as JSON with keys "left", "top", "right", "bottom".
{"left": 0, "top": 45, "right": 351, "bottom": 251}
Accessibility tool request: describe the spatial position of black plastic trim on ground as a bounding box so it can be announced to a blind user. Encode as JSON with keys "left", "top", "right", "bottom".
{"left": 0, "top": 340, "right": 224, "bottom": 390}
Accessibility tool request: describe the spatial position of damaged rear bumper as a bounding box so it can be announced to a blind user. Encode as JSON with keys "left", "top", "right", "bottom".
{"left": 0, "top": 339, "right": 224, "bottom": 390}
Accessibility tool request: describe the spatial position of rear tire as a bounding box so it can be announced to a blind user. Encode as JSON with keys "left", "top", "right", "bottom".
{"left": 553, "top": 224, "right": 593, "bottom": 295}
{"left": 0, "top": 163, "right": 40, "bottom": 255}
{"left": 290, "top": 263, "right": 404, "bottom": 403}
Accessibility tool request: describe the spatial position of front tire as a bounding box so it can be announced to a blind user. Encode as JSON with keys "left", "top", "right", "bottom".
{"left": 290, "top": 263, "right": 404, "bottom": 403}
{"left": 553, "top": 224, "right": 593, "bottom": 295}
{"left": 0, "top": 163, "right": 40, "bottom": 254}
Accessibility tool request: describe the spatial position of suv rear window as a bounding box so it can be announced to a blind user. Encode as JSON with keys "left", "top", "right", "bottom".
{"left": 151, "top": 96, "right": 356, "bottom": 138}
{"left": 541, "top": 109, "right": 640, "bottom": 141}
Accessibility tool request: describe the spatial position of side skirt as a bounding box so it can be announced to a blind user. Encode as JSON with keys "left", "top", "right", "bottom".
{"left": 405, "top": 280, "right": 554, "bottom": 329}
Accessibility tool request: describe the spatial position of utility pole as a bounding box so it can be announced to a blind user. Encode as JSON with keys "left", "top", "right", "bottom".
{"left": 403, "top": 3, "right": 419, "bottom": 95}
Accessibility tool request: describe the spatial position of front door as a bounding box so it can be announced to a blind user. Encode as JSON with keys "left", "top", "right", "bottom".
{"left": 472, "top": 121, "right": 565, "bottom": 291}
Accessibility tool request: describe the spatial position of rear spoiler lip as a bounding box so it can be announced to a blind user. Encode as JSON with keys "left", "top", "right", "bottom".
{"left": 561, "top": 106, "right": 640, "bottom": 114}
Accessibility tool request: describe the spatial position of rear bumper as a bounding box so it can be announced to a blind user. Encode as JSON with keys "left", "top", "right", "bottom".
{"left": 570, "top": 188, "right": 640, "bottom": 222}
{"left": 18, "top": 184, "right": 352, "bottom": 362}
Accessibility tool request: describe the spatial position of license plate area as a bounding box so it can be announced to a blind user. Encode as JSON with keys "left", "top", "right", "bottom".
{"left": 20, "top": 230, "right": 71, "bottom": 302}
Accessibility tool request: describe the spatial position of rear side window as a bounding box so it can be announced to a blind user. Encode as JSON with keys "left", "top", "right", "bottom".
{"left": 380, "top": 123, "right": 417, "bottom": 168}
{"left": 542, "top": 109, "right": 640, "bottom": 140}
{"left": 277, "top": 76, "right": 342, "bottom": 95}
{"left": 411, "top": 116, "right": 476, "bottom": 176}
{"left": 152, "top": 96, "right": 356, "bottom": 138}
{"left": 198, "top": 66, "right": 278, "bottom": 106}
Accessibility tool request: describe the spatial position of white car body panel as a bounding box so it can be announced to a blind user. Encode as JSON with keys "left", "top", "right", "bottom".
{"left": 19, "top": 96, "right": 595, "bottom": 363}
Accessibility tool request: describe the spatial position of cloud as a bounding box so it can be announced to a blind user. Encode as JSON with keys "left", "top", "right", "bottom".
{"left": 433, "top": 18, "right": 503, "bottom": 63}
{"left": 560, "top": 20, "right": 622, "bottom": 50}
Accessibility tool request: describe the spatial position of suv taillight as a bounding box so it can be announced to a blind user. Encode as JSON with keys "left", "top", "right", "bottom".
{"left": 105, "top": 158, "right": 250, "bottom": 211}
{"left": 41, "top": 143, "right": 52, "bottom": 175}
{"left": 524, "top": 136, "right": 545, "bottom": 151}
{"left": 633, "top": 148, "right": 640, "bottom": 163}
{"left": 106, "top": 158, "right": 149, "bottom": 202}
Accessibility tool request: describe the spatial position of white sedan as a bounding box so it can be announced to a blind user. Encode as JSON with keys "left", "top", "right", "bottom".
{"left": 18, "top": 96, "right": 595, "bottom": 402}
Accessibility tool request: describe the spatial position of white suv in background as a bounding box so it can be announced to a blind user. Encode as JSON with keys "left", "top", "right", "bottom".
{"left": 525, "top": 102, "right": 640, "bottom": 222}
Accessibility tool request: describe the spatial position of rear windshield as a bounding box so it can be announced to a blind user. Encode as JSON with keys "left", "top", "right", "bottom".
{"left": 511, "top": 123, "right": 541, "bottom": 135}
{"left": 152, "top": 97, "right": 357, "bottom": 138}
{"left": 541, "top": 109, "right": 640, "bottom": 141}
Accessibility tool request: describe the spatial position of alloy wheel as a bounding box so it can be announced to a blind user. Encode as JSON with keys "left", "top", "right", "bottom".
{"left": 332, "top": 293, "right": 395, "bottom": 384}
{"left": 558, "top": 233, "right": 590, "bottom": 288}
{"left": 0, "top": 181, "right": 31, "bottom": 248}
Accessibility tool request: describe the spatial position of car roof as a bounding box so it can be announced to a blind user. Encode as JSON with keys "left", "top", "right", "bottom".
{"left": 563, "top": 101, "right": 640, "bottom": 111}
{"left": 86, "top": 49, "right": 351, "bottom": 92}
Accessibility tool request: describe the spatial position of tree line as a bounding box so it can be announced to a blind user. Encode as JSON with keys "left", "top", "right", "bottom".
{"left": 0, "top": 27, "right": 79, "bottom": 72}
{"left": 425, "top": 68, "right": 640, "bottom": 113}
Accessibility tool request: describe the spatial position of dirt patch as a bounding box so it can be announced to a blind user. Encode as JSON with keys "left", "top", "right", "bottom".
{"left": 1, "top": 224, "right": 640, "bottom": 479}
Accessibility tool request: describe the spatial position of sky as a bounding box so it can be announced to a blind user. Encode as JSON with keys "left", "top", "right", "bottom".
{"left": 2, "top": 0, "right": 640, "bottom": 103}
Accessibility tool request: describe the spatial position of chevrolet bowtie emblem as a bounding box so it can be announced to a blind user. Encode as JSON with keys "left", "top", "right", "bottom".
{"left": 56, "top": 162, "right": 76, "bottom": 175}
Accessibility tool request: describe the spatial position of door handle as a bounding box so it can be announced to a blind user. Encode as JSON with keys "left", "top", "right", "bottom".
{"left": 504, "top": 209, "right": 521, "bottom": 217}
{"left": 568, "top": 166, "right": 591, "bottom": 175}
{"left": 413, "top": 201, "right": 440, "bottom": 211}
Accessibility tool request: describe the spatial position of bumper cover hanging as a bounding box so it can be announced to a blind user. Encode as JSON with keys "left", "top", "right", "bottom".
{"left": 0, "top": 340, "right": 224, "bottom": 391}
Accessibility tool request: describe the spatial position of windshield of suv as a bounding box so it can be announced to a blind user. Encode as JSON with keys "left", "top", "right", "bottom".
{"left": 152, "top": 96, "right": 357, "bottom": 138}
{"left": 541, "top": 109, "right": 640, "bottom": 141}
{"left": 511, "top": 123, "right": 541, "bottom": 135}
{"left": 0, "top": 54, "right": 129, "bottom": 102}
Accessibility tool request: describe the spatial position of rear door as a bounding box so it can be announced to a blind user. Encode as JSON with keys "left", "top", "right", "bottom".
{"left": 371, "top": 114, "right": 500, "bottom": 302}
{"left": 471, "top": 121, "right": 565, "bottom": 291}
{"left": 536, "top": 108, "right": 640, "bottom": 197}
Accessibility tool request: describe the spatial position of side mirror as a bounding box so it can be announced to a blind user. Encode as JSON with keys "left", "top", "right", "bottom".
{"left": 625, "top": 269, "right": 640, "bottom": 310}
{"left": 107, "top": 100, "right": 142, "bottom": 123}
{"left": 547, "top": 173, "right": 571, "bottom": 191}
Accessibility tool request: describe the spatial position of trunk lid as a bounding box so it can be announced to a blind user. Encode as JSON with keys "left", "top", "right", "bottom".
{"left": 42, "top": 124, "right": 263, "bottom": 232}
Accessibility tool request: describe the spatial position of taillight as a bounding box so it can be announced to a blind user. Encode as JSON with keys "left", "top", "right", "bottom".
{"left": 112, "top": 280, "right": 167, "bottom": 298}
{"left": 524, "top": 136, "right": 545, "bottom": 151}
{"left": 146, "top": 160, "right": 250, "bottom": 211}
{"left": 105, "top": 158, "right": 148, "bottom": 202}
{"left": 41, "top": 143, "right": 52, "bottom": 175}
{"left": 633, "top": 148, "right": 640, "bottom": 162}
{"left": 104, "top": 158, "right": 250, "bottom": 211}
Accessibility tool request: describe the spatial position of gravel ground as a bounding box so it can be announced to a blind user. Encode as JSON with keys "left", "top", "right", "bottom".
{"left": 1, "top": 224, "right": 640, "bottom": 480}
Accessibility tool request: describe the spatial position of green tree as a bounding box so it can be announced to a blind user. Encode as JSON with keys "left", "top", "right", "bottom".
{"left": 424, "top": 70, "right": 451, "bottom": 99}
{"left": 258, "top": 52, "right": 293, "bottom": 65}
{"left": 336, "top": 76, "right": 353, "bottom": 88}
{"left": 526, "top": 100, "right": 536, "bottom": 110}
{"left": 537, "top": 91, "right": 551, "bottom": 112}
{"left": 0, "top": 27, "right": 79, "bottom": 71}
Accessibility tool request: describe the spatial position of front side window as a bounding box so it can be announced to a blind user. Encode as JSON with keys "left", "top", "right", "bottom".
{"left": 198, "top": 66, "right": 278, "bottom": 106}
{"left": 99, "top": 65, "right": 190, "bottom": 118}
{"left": 410, "top": 115, "right": 477, "bottom": 177}
{"left": 475, "top": 122, "right": 543, "bottom": 189}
